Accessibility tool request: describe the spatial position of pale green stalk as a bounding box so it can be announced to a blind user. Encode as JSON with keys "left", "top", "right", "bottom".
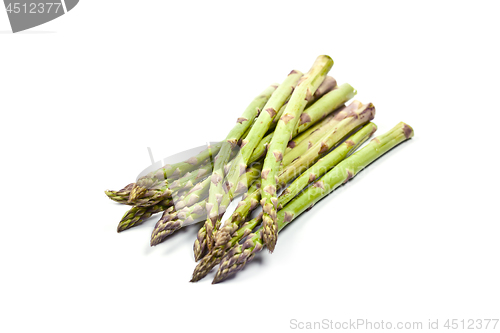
{"left": 205, "top": 84, "right": 278, "bottom": 251}
{"left": 249, "top": 83, "right": 356, "bottom": 163}
{"left": 213, "top": 122, "right": 414, "bottom": 283}
{"left": 117, "top": 199, "right": 173, "bottom": 232}
{"left": 191, "top": 122, "right": 377, "bottom": 281}
{"left": 278, "top": 101, "right": 376, "bottom": 187}
{"left": 261, "top": 55, "right": 334, "bottom": 252}
{"left": 128, "top": 143, "right": 223, "bottom": 202}
{"left": 196, "top": 70, "right": 303, "bottom": 256}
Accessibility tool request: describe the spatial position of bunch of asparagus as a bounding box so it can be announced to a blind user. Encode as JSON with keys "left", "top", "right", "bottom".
{"left": 105, "top": 55, "right": 414, "bottom": 283}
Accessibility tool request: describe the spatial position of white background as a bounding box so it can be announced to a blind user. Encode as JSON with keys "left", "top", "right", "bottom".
{"left": 1, "top": 1, "right": 499, "bottom": 332}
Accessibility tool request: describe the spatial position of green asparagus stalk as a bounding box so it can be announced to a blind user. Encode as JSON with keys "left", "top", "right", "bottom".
{"left": 192, "top": 122, "right": 376, "bottom": 281}
{"left": 238, "top": 120, "right": 254, "bottom": 147}
{"left": 117, "top": 199, "right": 173, "bottom": 232}
{"left": 278, "top": 101, "right": 376, "bottom": 187}
{"left": 283, "top": 106, "right": 347, "bottom": 163}
{"left": 285, "top": 104, "right": 345, "bottom": 153}
{"left": 116, "top": 144, "right": 244, "bottom": 208}
{"left": 194, "top": 161, "right": 264, "bottom": 258}
{"left": 151, "top": 116, "right": 375, "bottom": 254}
{"left": 172, "top": 145, "right": 246, "bottom": 208}
{"left": 261, "top": 55, "right": 334, "bottom": 252}
{"left": 199, "top": 70, "right": 303, "bottom": 255}
{"left": 200, "top": 106, "right": 367, "bottom": 259}
{"left": 107, "top": 76, "right": 351, "bottom": 208}
{"left": 249, "top": 83, "right": 356, "bottom": 164}
{"left": 278, "top": 122, "right": 377, "bottom": 208}
{"left": 174, "top": 177, "right": 210, "bottom": 210}
{"left": 293, "top": 82, "right": 357, "bottom": 136}
{"left": 209, "top": 181, "right": 262, "bottom": 251}
{"left": 191, "top": 213, "right": 262, "bottom": 282}
{"left": 167, "top": 159, "right": 212, "bottom": 192}
{"left": 205, "top": 85, "right": 280, "bottom": 252}
{"left": 132, "top": 145, "right": 238, "bottom": 208}
{"left": 306, "top": 76, "right": 337, "bottom": 107}
{"left": 268, "top": 75, "right": 337, "bottom": 134}
{"left": 128, "top": 142, "right": 224, "bottom": 202}
{"left": 213, "top": 121, "right": 414, "bottom": 283}
{"left": 132, "top": 181, "right": 173, "bottom": 207}
{"left": 150, "top": 200, "right": 208, "bottom": 246}
{"left": 105, "top": 183, "right": 134, "bottom": 205}
{"left": 194, "top": 76, "right": 353, "bottom": 260}
{"left": 151, "top": 163, "right": 262, "bottom": 248}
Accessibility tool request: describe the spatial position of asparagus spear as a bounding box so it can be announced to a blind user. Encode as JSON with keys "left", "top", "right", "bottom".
{"left": 306, "top": 76, "right": 337, "bottom": 107}
{"left": 133, "top": 144, "right": 239, "bottom": 208}
{"left": 267, "top": 75, "right": 337, "bottom": 134}
{"left": 278, "top": 122, "right": 377, "bottom": 208}
{"left": 174, "top": 177, "right": 211, "bottom": 210}
{"left": 195, "top": 76, "right": 353, "bottom": 260}
{"left": 199, "top": 71, "right": 303, "bottom": 254}
{"left": 191, "top": 122, "right": 376, "bottom": 281}
{"left": 132, "top": 182, "right": 173, "bottom": 207}
{"left": 167, "top": 159, "right": 212, "bottom": 192}
{"left": 194, "top": 161, "right": 264, "bottom": 258}
{"left": 205, "top": 84, "right": 281, "bottom": 252}
{"left": 172, "top": 145, "right": 247, "bottom": 208}
{"left": 214, "top": 115, "right": 341, "bottom": 243}
{"left": 117, "top": 199, "right": 173, "bottom": 232}
{"left": 105, "top": 183, "right": 134, "bottom": 205}
{"left": 108, "top": 75, "right": 350, "bottom": 207}
{"left": 150, "top": 200, "right": 208, "bottom": 246}
{"left": 212, "top": 122, "right": 414, "bottom": 283}
{"left": 278, "top": 101, "right": 376, "bottom": 187}
{"left": 148, "top": 102, "right": 369, "bottom": 249}
{"left": 128, "top": 142, "right": 224, "bottom": 202}
{"left": 285, "top": 104, "right": 345, "bottom": 153}
{"left": 249, "top": 83, "right": 356, "bottom": 163}
{"left": 283, "top": 106, "right": 347, "bottom": 163}
{"left": 261, "top": 55, "right": 334, "bottom": 252}
{"left": 151, "top": 163, "right": 262, "bottom": 247}
{"left": 293, "top": 83, "right": 356, "bottom": 136}
{"left": 193, "top": 104, "right": 362, "bottom": 260}
{"left": 115, "top": 159, "right": 215, "bottom": 232}
{"left": 191, "top": 213, "right": 262, "bottom": 282}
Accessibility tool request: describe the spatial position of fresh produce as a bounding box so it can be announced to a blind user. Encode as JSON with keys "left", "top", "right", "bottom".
{"left": 261, "top": 55, "right": 334, "bottom": 252}
{"left": 212, "top": 122, "right": 414, "bottom": 283}
{"left": 278, "top": 101, "right": 375, "bottom": 185}
{"left": 248, "top": 83, "right": 356, "bottom": 169}
{"left": 105, "top": 183, "right": 134, "bottom": 205}
{"left": 129, "top": 143, "right": 223, "bottom": 202}
{"left": 268, "top": 75, "right": 337, "bottom": 133}
{"left": 278, "top": 122, "right": 377, "bottom": 208}
{"left": 150, "top": 200, "right": 208, "bottom": 246}
{"left": 191, "top": 213, "right": 263, "bottom": 282}
{"left": 191, "top": 122, "right": 377, "bottom": 282}
{"left": 167, "top": 160, "right": 213, "bottom": 192}
{"left": 104, "top": 55, "right": 415, "bottom": 284}
{"left": 194, "top": 89, "right": 352, "bottom": 261}
{"left": 151, "top": 162, "right": 263, "bottom": 246}
{"left": 117, "top": 199, "right": 173, "bottom": 232}
{"left": 204, "top": 75, "right": 302, "bottom": 253}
